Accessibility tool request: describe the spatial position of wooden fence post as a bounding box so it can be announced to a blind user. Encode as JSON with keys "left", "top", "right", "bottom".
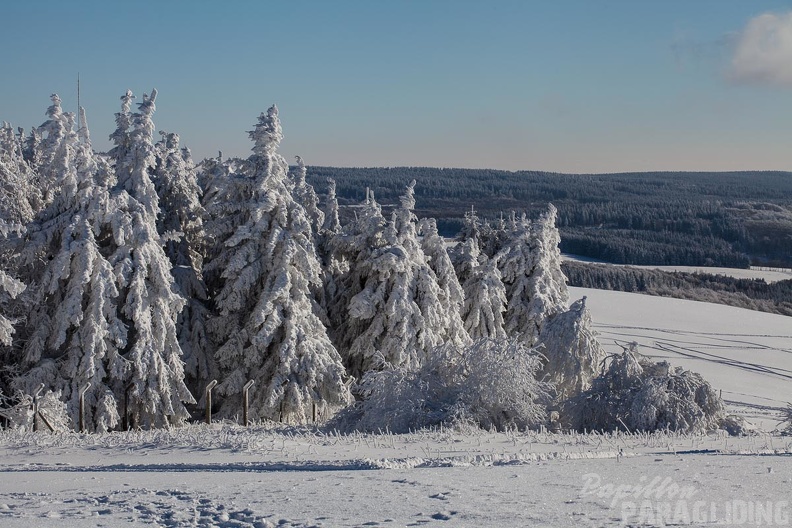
{"left": 31, "top": 384, "right": 44, "bottom": 432}
{"left": 123, "top": 382, "right": 134, "bottom": 431}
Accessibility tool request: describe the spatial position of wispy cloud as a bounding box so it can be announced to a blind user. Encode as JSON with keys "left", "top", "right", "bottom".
{"left": 728, "top": 11, "right": 792, "bottom": 87}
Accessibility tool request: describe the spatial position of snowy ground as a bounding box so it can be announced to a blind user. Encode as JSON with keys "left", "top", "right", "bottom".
{"left": 1, "top": 425, "right": 791, "bottom": 527}
{"left": 1, "top": 290, "right": 791, "bottom": 527}
{"left": 571, "top": 287, "right": 792, "bottom": 432}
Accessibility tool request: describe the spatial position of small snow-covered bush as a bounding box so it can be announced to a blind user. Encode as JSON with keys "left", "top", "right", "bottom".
{"left": 783, "top": 404, "right": 792, "bottom": 435}
{"left": 564, "top": 343, "right": 724, "bottom": 434}
{"left": 0, "top": 389, "right": 70, "bottom": 431}
{"left": 331, "top": 338, "right": 553, "bottom": 433}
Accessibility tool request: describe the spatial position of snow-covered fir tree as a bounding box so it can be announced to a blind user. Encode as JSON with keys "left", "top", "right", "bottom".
{"left": 535, "top": 296, "right": 606, "bottom": 401}
{"left": 0, "top": 123, "right": 37, "bottom": 355}
{"left": 106, "top": 90, "right": 195, "bottom": 428}
{"left": 111, "top": 91, "right": 161, "bottom": 218}
{"left": 33, "top": 94, "right": 73, "bottom": 209}
{"left": 0, "top": 266, "right": 25, "bottom": 349}
{"left": 0, "top": 216, "right": 25, "bottom": 354}
{"left": 321, "top": 177, "right": 341, "bottom": 235}
{"left": 21, "top": 127, "right": 42, "bottom": 172}
{"left": 200, "top": 155, "right": 254, "bottom": 287}
{"left": 461, "top": 250, "right": 508, "bottom": 341}
{"left": 332, "top": 182, "right": 469, "bottom": 378}
{"left": 14, "top": 102, "right": 127, "bottom": 431}
{"left": 499, "top": 205, "right": 568, "bottom": 345}
{"left": 290, "top": 156, "right": 324, "bottom": 236}
{"left": 0, "top": 123, "right": 40, "bottom": 227}
{"left": 152, "top": 131, "right": 214, "bottom": 397}
{"left": 323, "top": 188, "right": 387, "bottom": 352}
{"left": 206, "top": 105, "right": 349, "bottom": 423}
{"left": 449, "top": 209, "right": 483, "bottom": 287}
{"left": 419, "top": 217, "right": 468, "bottom": 345}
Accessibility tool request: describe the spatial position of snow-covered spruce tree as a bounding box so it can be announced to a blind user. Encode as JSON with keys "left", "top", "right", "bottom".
{"left": 322, "top": 177, "right": 341, "bottom": 235}
{"left": 153, "top": 132, "right": 205, "bottom": 267}
{"left": 152, "top": 131, "right": 215, "bottom": 397}
{"left": 536, "top": 296, "right": 607, "bottom": 402}
{"left": 333, "top": 338, "right": 552, "bottom": 433}
{"left": 334, "top": 182, "right": 469, "bottom": 379}
{"left": 322, "top": 187, "right": 387, "bottom": 346}
{"left": 107, "top": 90, "right": 195, "bottom": 428}
{"left": 479, "top": 213, "right": 510, "bottom": 260}
{"left": 0, "top": 255, "right": 25, "bottom": 348}
{"left": 22, "top": 127, "right": 42, "bottom": 172}
{"left": 290, "top": 156, "right": 324, "bottom": 236}
{"left": 0, "top": 216, "right": 25, "bottom": 379}
{"left": 33, "top": 94, "right": 73, "bottom": 209}
{"left": 14, "top": 103, "right": 128, "bottom": 432}
{"left": 461, "top": 250, "right": 508, "bottom": 341}
{"left": 0, "top": 123, "right": 36, "bottom": 353}
{"left": 312, "top": 178, "right": 345, "bottom": 328}
{"left": 0, "top": 123, "right": 40, "bottom": 226}
{"left": 449, "top": 207, "right": 482, "bottom": 285}
{"left": 206, "top": 105, "right": 349, "bottom": 423}
{"left": 419, "top": 217, "right": 468, "bottom": 345}
{"left": 564, "top": 343, "right": 724, "bottom": 434}
{"left": 500, "top": 205, "right": 568, "bottom": 345}
{"left": 316, "top": 177, "right": 343, "bottom": 300}
{"left": 450, "top": 212, "right": 508, "bottom": 340}
{"left": 289, "top": 155, "right": 335, "bottom": 323}
{"left": 200, "top": 155, "right": 255, "bottom": 288}
{"left": 111, "top": 91, "right": 161, "bottom": 218}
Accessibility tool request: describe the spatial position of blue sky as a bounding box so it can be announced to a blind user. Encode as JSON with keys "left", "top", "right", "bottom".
{"left": 2, "top": 0, "right": 792, "bottom": 172}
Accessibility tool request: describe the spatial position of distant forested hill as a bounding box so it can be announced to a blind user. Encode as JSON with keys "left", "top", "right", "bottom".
{"left": 305, "top": 167, "right": 792, "bottom": 268}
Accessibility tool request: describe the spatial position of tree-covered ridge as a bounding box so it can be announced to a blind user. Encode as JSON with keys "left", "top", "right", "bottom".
{"left": 563, "top": 260, "right": 792, "bottom": 317}
{"left": 305, "top": 166, "right": 792, "bottom": 268}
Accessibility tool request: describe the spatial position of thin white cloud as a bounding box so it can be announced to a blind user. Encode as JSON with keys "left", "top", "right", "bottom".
{"left": 729, "top": 11, "right": 792, "bottom": 87}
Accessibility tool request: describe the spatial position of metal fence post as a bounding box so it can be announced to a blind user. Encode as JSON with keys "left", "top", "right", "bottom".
{"left": 242, "top": 380, "right": 254, "bottom": 427}
{"left": 205, "top": 380, "right": 218, "bottom": 425}
{"left": 79, "top": 382, "right": 91, "bottom": 433}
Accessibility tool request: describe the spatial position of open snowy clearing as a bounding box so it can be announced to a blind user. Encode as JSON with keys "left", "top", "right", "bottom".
{"left": 0, "top": 290, "right": 790, "bottom": 527}
{"left": 570, "top": 287, "right": 792, "bottom": 432}
{"left": 0, "top": 425, "right": 790, "bottom": 527}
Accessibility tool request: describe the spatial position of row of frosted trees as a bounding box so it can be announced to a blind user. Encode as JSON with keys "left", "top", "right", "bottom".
{"left": 0, "top": 91, "right": 721, "bottom": 433}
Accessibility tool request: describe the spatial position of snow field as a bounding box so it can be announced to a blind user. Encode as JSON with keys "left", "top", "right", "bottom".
{"left": 0, "top": 424, "right": 790, "bottom": 527}
{"left": 571, "top": 287, "right": 792, "bottom": 432}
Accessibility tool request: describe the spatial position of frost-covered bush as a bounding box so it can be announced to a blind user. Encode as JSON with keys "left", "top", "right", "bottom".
{"left": 0, "top": 389, "right": 70, "bottom": 431}
{"left": 784, "top": 404, "right": 792, "bottom": 436}
{"left": 565, "top": 343, "right": 724, "bottom": 434}
{"left": 332, "top": 339, "right": 553, "bottom": 433}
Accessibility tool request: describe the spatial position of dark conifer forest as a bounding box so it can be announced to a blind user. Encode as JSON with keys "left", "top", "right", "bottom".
{"left": 306, "top": 167, "right": 792, "bottom": 268}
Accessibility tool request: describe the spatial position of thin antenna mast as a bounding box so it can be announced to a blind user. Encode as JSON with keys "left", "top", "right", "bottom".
{"left": 76, "top": 73, "right": 81, "bottom": 132}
